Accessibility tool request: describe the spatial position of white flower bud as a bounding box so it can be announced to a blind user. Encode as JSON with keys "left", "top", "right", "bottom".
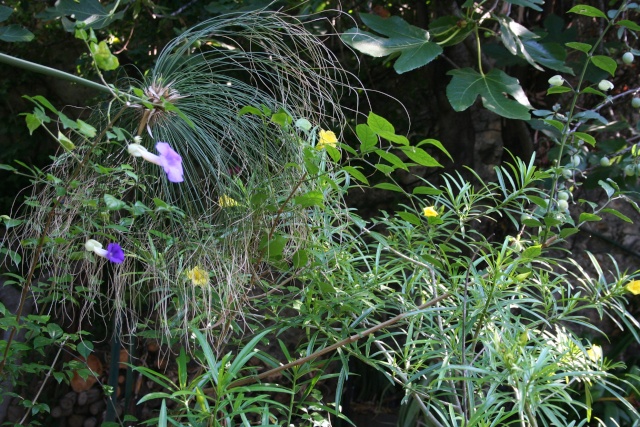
{"left": 548, "top": 75, "right": 564, "bottom": 86}
{"left": 127, "top": 143, "right": 149, "bottom": 157}
{"left": 598, "top": 80, "right": 614, "bottom": 91}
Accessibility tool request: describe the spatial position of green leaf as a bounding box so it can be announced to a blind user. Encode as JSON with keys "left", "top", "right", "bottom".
{"left": 271, "top": 110, "right": 293, "bottom": 127}
{"left": 0, "top": 25, "right": 34, "bottom": 42}
{"left": 238, "top": 105, "right": 263, "bottom": 117}
{"left": 447, "top": 68, "right": 532, "bottom": 120}
{"left": 418, "top": 138, "right": 452, "bottom": 161}
{"left": 260, "top": 233, "right": 287, "bottom": 260}
{"left": 399, "top": 146, "right": 442, "bottom": 167}
{"left": 0, "top": 6, "right": 13, "bottom": 22}
{"left": 374, "top": 164, "right": 395, "bottom": 174}
{"left": 581, "top": 87, "right": 606, "bottom": 97}
{"left": 617, "top": 20, "right": 640, "bottom": 31}
{"left": 24, "top": 113, "right": 42, "bottom": 135}
{"left": 375, "top": 149, "right": 409, "bottom": 171}
{"left": 547, "top": 86, "right": 573, "bottom": 95}
{"left": 377, "top": 131, "right": 409, "bottom": 146}
{"left": 579, "top": 213, "right": 601, "bottom": 223}
{"left": 90, "top": 41, "right": 119, "bottom": 71}
{"left": 590, "top": 55, "right": 616, "bottom": 76}
{"left": 104, "top": 194, "right": 126, "bottom": 210}
{"left": 77, "top": 341, "right": 94, "bottom": 359}
{"left": 374, "top": 182, "right": 404, "bottom": 192}
{"left": 356, "top": 124, "right": 377, "bottom": 153}
{"left": 292, "top": 249, "right": 309, "bottom": 268}
{"left": 568, "top": 5, "right": 608, "bottom": 19}
{"left": 293, "top": 190, "right": 324, "bottom": 208}
{"left": 76, "top": 120, "right": 97, "bottom": 138}
{"left": 341, "top": 14, "right": 443, "bottom": 74}
{"left": 504, "top": 0, "right": 543, "bottom": 11}
{"left": 565, "top": 42, "right": 592, "bottom": 53}
{"left": 397, "top": 211, "right": 421, "bottom": 226}
{"left": 559, "top": 227, "right": 579, "bottom": 239}
{"left": 573, "top": 132, "right": 596, "bottom": 147}
{"left": 521, "top": 244, "right": 542, "bottom": 259}
{"left": 342, "top": 166, "right": 369, "bottom": 185}
{"left": 601, "top": 208, "right": 632, "bottom": 223}
{"left": 38, "top": 0, "right": 124, "bottom": 31}
{"left": 57, "top": 131, "right": 75, "bottom": 151}
{"left": 367, "top": 112, "right": 394, "bottom": 134}
{"left": 412, "top": 186, "right": 441, "bottom": 195}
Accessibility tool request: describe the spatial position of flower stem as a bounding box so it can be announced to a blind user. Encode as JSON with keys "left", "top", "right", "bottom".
{"left": 0, "top": 53, "right": 112, "bottom": 95}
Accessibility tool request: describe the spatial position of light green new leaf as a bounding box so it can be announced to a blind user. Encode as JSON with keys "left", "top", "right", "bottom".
{"left": 0, "top": 25, "right": 34, "bottom": 42}
{"left": 367, "top": 112, "right": 394, "bottom": 134}
{"left": 341, "top": 13, "right": 442, "bottom": 74}
{"left": 618, "top": 20, "right": 640, "bottom": 31}
{"left": 446, "top": 68, "right": 532, "bottom": 120}
{"left": 356, "top": 124, "right": 377, "bottom": 153}
{"left": 418, "top": 138, "right": 452, "bottom": 161}
{"left": 57, "top": 131, "right": 75, "bottom": 151}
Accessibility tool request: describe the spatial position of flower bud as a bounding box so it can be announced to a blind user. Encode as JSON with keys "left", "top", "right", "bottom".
{"left": 127, "top": 143, "right": 149, "bottom": 157}
{"left": 598, "top": 80, "right": 614, "bottom": 91}
{"left": 548, "top": 75, "right": 564, "bottom": 86}
{"left": 622, "top": 52, "right": 634, "bottom": 65}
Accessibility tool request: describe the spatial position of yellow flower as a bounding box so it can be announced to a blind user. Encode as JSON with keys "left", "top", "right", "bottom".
{"left": 422, "top": 206, "right": 438, "bottom": 218}
{"left": 186, "top": 266, "right": 209, "bottom": 286}
{"left": 219, "top": 195, "right": 239, "bottom": 208}
{"left": 587, "top": 345, "right": 603, "bottom": 362}
{"left": 317, "top": 129, "right": 338, "bottom": 150}
{"left": 626, "top": 280, "right": 640, "bottom": 295}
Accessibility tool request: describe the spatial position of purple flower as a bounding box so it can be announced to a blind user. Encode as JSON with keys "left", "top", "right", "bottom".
{"left": 106, "top": 243, "right": 125, "bottom": 264}
{"left": 85, "top": 239, "right": 125, "bottom": 264}
{"left": 155, "top": 142, "right": 183, "bottom": 183}
{"left": 127, "top": 142, "right": 183, "bottom": 183}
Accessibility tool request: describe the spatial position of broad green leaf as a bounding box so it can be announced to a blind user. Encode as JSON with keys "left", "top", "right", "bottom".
{"left": 341, "top": 14, "right": 442, "bottom": 74}
{"left": 374, "top": 182, "right": 404, "bottom": 192}
{"left": 446, "top": 68, "right": 532, "bottom": 120}
{"left": 356, "top": 124, "right": 377, "bottom": 153}
{"left": 521, "top": 245, "right": 542, "bottom": 259}
{"left": 377, "top": 131, "right": 409, "bottom": 146}
{"left": 104, "top": 194, "right": 126, "bottom": 210}
{"left": 601, "top": 208, "right": 632, "bottom": 223}
{"left": 293, "top": 190, "right": 324, "bottom": 208}
{"left": 259, "top": 233, "right": 287, "bottom": 260}
{"left": 38, "top": 0, "right": 124, "bottom": 31}
{"left": 547, "top": 86, "right": 573, "bottom": 95}
{"left": 292, "top": 249, "right": 309, "bottom": 268}
{"left": 57, "top": 131, "right": 75, "bottom": 151}
{"left": 367, "top": 112, "right": 394, "bottom": 134}
{"left": 271, "top": 110, "right": 293, "bottom": 127}
{"left": 77, "top": 341, "right": 94, "bottom": 359}
{"left": 0, "top": 25, "right": 34, "bottom": 42}
{"left": 24, "top": 113, "right": 42, "bottom": 135}
{"left": 0, "top": 6, "right": 13, "bottom": 22}
{"left": 418, "top": 138, "right": 452, "bottom": 161}
{"left": 542, "top": 119, "right": 565, "bottom": 132}
{"left": 375, "top": 149, "right": 409, "bottom": 171}
{"left": 598, "top": 180, "right": 616, "bottom": 198}
{"left": 399, "top": 146, "right": 442, "bottom": 167}
{"left": 77, "top": 120, "right": 97, "bottom": 138}
{"left": 617, "top": 20, "right": 640, "bottom": 31}
{"left": 342, "top": 166, "right": 369, "bottom": 185}
{"left": 565, "top": 42, "right": 592, "bottom": 53}
{"left": 581, "top": 87, "right": 606, "bottom": 97}
{"left": 397, "top": 211, "right": 421, "bottom": 226}
{"left": 237, "top": 105, "right": 263, "bottom": 116}
{"left": 374, "top": 163, "right": 395, "bottom": 174}
{"left": 579, "top": 213, "right": 601, "bottom": 223}
{"left": 24, "top": 95, "right": 58, "bottom": 114}
{"left": 590, "top": 55, "right": 616, "bottom": 76}
{"left": 559, "top": 228, "right": 580, "bottom": 238}
{"left": 90, "top": 41, "right": 119, "bottom": 71}
{"left": 573, "top": 132, "right": 596, "bottom": 146}
{"left": 568, "top": 5, "right": 608, "bottom": 19}
{"left": 412, "top": 186, "right": 442, "bottom": 195}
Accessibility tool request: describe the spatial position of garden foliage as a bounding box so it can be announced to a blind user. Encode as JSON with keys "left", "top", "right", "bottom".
{"left": 0, "top": 1, "right": 640, "bottom": 426}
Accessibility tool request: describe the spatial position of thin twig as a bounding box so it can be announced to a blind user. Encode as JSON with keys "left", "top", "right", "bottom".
{"left": 226, "top": 293, "right": 451, "bottom": 389}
